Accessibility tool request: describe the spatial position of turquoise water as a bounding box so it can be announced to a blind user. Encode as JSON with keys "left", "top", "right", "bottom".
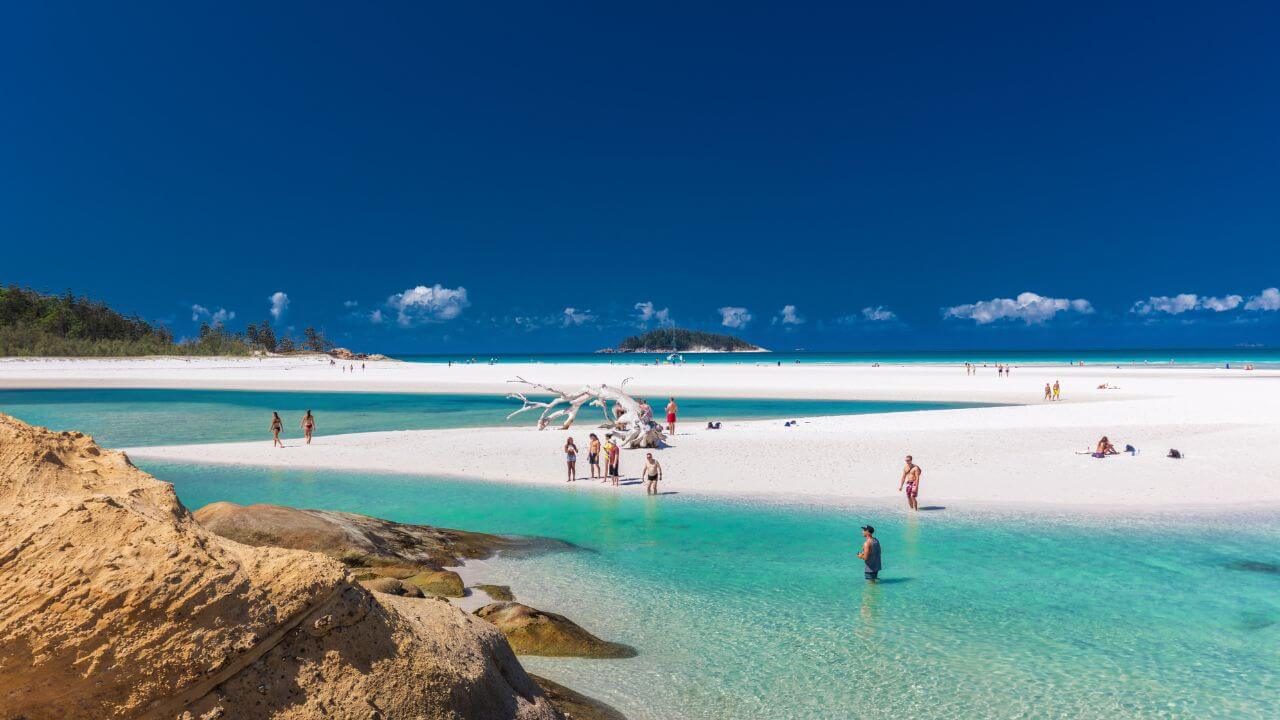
{"left": 397, "top": 348, "right": 1280, "bottom": 368}
{"left": 0, "top": 388, "right": 986, "bottom": 448}
{"left": 140, "top": 461, "right": 1280, "bottom": 719}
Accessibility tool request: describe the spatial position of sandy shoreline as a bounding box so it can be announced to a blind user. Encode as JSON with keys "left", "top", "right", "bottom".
{"left": 4, "top": 356, "right": 1280, "bottom": 510}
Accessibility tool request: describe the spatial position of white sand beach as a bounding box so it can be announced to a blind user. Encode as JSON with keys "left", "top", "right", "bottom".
{"left": 3, "top": 355, "right": 1279, "bottom": 509}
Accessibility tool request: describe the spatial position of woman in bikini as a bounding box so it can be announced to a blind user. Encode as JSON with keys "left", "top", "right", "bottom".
{"left": 643, "top": 453, "right": 662, "bottom": 495}
{"left": 565, "top": 438, "right": 579, "bottom": 482}
{"left": 270, "top": 412, "right": 284, "bottom": 448}
{"left": 302, "top": 410, "right": 315, "bottom": 445}
{"left": 588, "top": 433, "right": 601, "bottom": 479}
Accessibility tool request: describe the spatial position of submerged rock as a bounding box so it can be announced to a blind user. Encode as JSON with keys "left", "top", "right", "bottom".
{"left": 475, "top": 583, "right": 516, "bottom": 601}
{"left": 0, "top": 413, "right": 560, "bottom": 720}
{"left": 1225, "top": 559, "right": 1280, "bottom": 574}
{"left": 476, "top": 602, "right": 638, "bottom": 659}
{"left": 531, "top": 674, "right": 628, "bottom": 720}
{"left": 407, "top": 569, "right": 465, "bottom": 597}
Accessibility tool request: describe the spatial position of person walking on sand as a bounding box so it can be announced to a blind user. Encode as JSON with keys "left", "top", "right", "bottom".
{"left": 665, "top": 397, "right": 679, "bottom": 435}
{"left": 604, "top": 436, "right": 621, "bottom": 486}
{"left": 1044, "top": 383, "right": 1052, "bottom": 401}
{"left": 898, "top": 455, "right": 921, "bottom": 511}
{"left": 301, "top": 410, "right": 315, "bottom": 445}
{"left": 857, "top": 525, "right": 882, "bottom": 582}
{"left": 1052, "top": 380, "right": 1061, "bottom": 401}
{"left": 564, "top": 437, "right": 579, "bottom": 482}
{"left": 588, "top": 433, "right": 601, "bottom": 479}
{"left": 643, "top": 452, "right": 662, "bottom": 495}
{"left": 270, "top": 411, "right": 284, "bottom": 448}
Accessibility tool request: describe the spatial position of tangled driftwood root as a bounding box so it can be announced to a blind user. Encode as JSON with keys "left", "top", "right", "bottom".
{"left": 506, "top": 377, "right": 667, "bottom": 448}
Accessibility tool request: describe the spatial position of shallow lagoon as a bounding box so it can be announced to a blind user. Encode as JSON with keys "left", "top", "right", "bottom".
{"left": 146, "top": 461, "right": 1280, "bottom": 720}
{"left": 0, "top": 387, "right": 987, "bottom": 447}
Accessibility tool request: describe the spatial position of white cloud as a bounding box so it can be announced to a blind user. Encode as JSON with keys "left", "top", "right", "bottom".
{"left": 717, "top": 306, "right": 753, "bottom": 328}
{"left": 1200, "top": 294, "right": 1243, "bottom": 312}
{"left": 386, "top": 284, "right": 470, "bottom": 326}
{"left": 1245, "top": 287, "right": 1280, "bottom": 311}
{"left": 1131, "top": 293, "right": 1200, "bottom": 316}
{"left": 191, "top": 304, "right": 235, "bottom": 325}
{"left": 562, "top": 307, "right": 595, "bottom": 327}
{"left": 861, "top": 306, "right": 897, "bottom": 322}
{"left": 369, "top": 309, "right": 384, "bottom": 324}
{"left": 268, "top": 291, "right": 290, "bottom": 320}
{"left": 1131, "top": 292, "right": 1246, "bottom": 315}
{"left": 944, "top": 292, "right": 1093, "bottom": 325}
{"left": 634, "top": 301, "right": 670, "bottom": 325}
{"left": 773, "top": 305, "right": 805, "bottom": 325}
{"left": 343, "top": 300, "right": 360, "bottom": 308}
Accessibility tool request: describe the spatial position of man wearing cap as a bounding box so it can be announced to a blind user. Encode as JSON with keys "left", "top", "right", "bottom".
{"left": 856, "top": 525, "right": 882, "bottom": 582}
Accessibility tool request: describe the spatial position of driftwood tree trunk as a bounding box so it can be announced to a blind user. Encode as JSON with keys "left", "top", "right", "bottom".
{"left": 506, "top": 377, "right": 666, "bottom": 448}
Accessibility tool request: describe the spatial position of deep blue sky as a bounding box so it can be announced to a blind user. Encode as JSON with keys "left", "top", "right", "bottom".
{"left": 3, "top": 2, "right": 1278, "bottom": 352}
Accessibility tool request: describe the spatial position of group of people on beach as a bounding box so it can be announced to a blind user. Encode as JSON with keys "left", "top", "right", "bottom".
{"left": 563, "top": 433, "right": 663, "bottom": 494}
{"left": 1043, "top": 381, "right": 1061, "bottom": 401}
{"left": 270, "top": 410, "right": 315, "bottom": 447}
{"left": 963, "top": 362, "right": 1014, "bottom": 376}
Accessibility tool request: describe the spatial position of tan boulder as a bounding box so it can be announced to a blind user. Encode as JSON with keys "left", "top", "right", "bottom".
{"left": 0, "top": 414, "right": 560, "bottom": 720}
{"left": 407, "top": 569, "right": 465, "bottom": 597}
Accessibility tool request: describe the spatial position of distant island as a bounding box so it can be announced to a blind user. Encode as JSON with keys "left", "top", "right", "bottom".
{"left": 604, "top": 327, "right": 767, "bottom": 353}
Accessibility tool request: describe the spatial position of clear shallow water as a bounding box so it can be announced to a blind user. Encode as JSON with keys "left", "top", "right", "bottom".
{"left": 143, "top": 461, "right": 1280, "bottom": 720}
{"left": 397, "top": 348, "right": 1280, "bottom": 368}
{"left": 0, "top": 388, "right": 986, "bottom": 448}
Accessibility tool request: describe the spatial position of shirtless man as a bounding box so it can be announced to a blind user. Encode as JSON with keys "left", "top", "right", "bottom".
{"left": 642, "top": 453, "right": 662, "bottom": 495}
{"left": 898, "top": 455, "right": 921, "bottom": 511}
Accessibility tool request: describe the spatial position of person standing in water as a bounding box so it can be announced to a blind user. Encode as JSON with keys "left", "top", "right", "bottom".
{"left": 270, "top": 412, "right": 284, "bottom": 448}
{"left": 642, "top": 452, "right": 662, "bottom": 495}
{"left": 898, "top": 455, "right": 921, "bottom": 511}
{"left": 665, "top": 397, "right": 678, "bottom": 435}
{"left": 857, "top": 525, "right": 882, "bottom": 582}
{"left": 301, "top": 410, "right": 315, "bottom": 445}
{"left": 588, "top": 433, "right": 601, "bottom": 479}
{"left": 564, "top": 437, "right": 578, "bottom": 482}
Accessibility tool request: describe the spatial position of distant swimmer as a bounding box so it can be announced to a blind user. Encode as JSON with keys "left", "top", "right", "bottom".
{"left": 643, "top": 452, "right": 663, "bottom": 495}
{"left": 898, "top": 455, "right": 921, "bottom": 511}
{"left": 271, "top": 411, "right": 284, "bottom": 448}
{"left": 857, "top": 525, "right": 882, "bottom": 582}
{"left": 565, "top": 437, "right": 578, "bottom": 482}
{"left": 301, "top": 410, "right": 315, "bottom": 445}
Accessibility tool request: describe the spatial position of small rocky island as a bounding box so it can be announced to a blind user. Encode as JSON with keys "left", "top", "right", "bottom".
{"left": 602, "top": 327, "right": 766, "bottom": 353}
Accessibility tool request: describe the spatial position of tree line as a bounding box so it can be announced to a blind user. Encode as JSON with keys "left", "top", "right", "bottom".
{"left": 0, "top": 285, "right": 333, "bottom": 357}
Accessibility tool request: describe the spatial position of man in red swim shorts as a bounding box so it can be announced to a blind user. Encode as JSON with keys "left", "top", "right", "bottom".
{"left": 898, "top": 455, "right": 921, "bottom": 511}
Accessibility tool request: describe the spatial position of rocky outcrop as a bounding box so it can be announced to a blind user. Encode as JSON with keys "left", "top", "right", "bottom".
{"left": 0, "top": 414, "right": 559, "bottom": 720}
{"left": 407, "top": 570, "right": 465, "bottom": 598}
{"left": 192, "top": 501, "right": 569, "bottom": 570}
{"left": 475, "top": 603, "right": 637, "bottom": 659}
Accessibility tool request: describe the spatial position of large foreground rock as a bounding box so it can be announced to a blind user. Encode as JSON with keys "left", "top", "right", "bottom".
{"left": 530, "top": 675, "right": 628, "bottom": 720}
{"left": 476, "top": 602, "right": 638, "bottom": 659}
{"left": 0, "top": 414, "right": 559, "bottom": 720}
